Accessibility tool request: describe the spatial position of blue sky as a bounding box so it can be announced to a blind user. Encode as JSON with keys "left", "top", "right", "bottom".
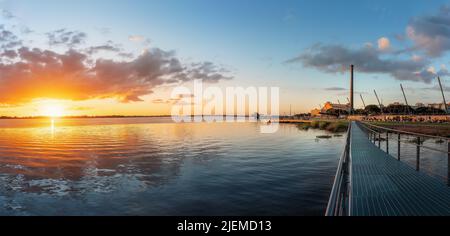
{"left": 2, "top": 0, "right": 450, "bottom": 115}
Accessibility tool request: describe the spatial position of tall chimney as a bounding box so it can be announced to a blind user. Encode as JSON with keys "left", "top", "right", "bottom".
{"left": 350, "top": 65, "right": 354, "bottom": 114}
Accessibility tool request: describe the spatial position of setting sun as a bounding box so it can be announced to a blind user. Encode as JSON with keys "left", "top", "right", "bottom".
{"left": 42, "top": 104, "right": 65, "bottom": 117}
{"left": 40, "top": 103, "right": 66, "bottom": 118}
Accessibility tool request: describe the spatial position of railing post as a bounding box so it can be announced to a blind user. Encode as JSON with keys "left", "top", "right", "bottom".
{"left": 397, "top": 133, "right": 401, "bottom": 161}
{"left": 416, "top": 137, "right": 421, "bottom": 171}
{"left": 378, "top": 132, "right": 381, "bottom": 148}
{"left": 386, "top": 132, "right": 389, "bottom": 154}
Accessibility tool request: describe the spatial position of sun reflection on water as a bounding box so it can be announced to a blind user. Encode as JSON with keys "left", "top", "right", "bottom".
{"left": 50, "top": 118, "right": 55, "bottom": 136}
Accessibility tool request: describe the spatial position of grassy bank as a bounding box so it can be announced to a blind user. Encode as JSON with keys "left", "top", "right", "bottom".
{"left": 369, "top": 121, "right": 450, "bottom": 137}
{"left": 297, "top": 120, "right": 349, "bottom": 133}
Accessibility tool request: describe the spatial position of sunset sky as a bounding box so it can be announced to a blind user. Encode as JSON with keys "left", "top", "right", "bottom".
{"left": 2, "top": 0, "right": 450, "bottom": 116}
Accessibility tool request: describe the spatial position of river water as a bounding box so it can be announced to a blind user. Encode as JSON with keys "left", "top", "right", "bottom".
{"left": 0, "top": 117, "right": 347, "bottom": 215}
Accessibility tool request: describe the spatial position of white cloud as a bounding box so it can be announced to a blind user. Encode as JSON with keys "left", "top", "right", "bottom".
{"left": 128, "top": 35, "right": 145, "bottom": 42}
{"left": 286, "top": 43, "right": 439, "bottom": 83}
{"left": 377, "top": 37, "right": 390, "bottom": 51}
{"left": 129, "top": 35, "right": 151, "bottom": 46}
{"left": 405, "top": 7, "right": 450, "bottom": 57}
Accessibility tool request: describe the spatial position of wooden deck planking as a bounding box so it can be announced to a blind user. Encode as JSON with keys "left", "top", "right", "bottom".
{"left": 350, "top": 122, "right": 450, "bottom": 216}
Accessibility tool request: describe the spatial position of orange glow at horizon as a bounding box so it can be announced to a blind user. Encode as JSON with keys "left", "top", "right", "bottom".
{"left": 0, "top": 97, "right": 173, "bottom": 117}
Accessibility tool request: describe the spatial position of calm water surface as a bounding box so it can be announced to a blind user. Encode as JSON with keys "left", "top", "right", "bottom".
{"left": 377, "top": 133, "right": 450, "bottom": 182}
{"left": 0, "top": 117, "right": 345, "bottom": 216}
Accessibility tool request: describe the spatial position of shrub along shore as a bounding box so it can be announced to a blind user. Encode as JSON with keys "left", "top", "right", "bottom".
{"left": 280, "top": 117, "right": 450, "bottom": 137}
{"left": 295, "top": 120, "right": 349, "bottom": 133}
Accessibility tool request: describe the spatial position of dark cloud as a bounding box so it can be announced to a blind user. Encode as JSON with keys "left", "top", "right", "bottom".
{"left": 0, "top": 45, "right": 232, "bottom": 104}
{"left": 286, "top": 44, "right": 440, "bottom": 83}
{"left": 324, "top": 87, "right": 346, "bottom": 91}
{"left": 406, "top": 5, "right": 450, "bottom": 57}
{"left": 20, "top": 26, "right": 33, "bottom": 34}
{"left": 96, "top": 27, "right": 111, "bottom": 35}
{"left": 0, "top": 49, "right": 18, "bottom": 58}
{"left": 2, "top": 40, "right": 22, "bottom": 49}
{"left": 0, "top": 26, "right": 22, "bottom": 49}
{"left": 178, "top": 61, "right": 233, "bottom": 83}
{"left": 0, "top": 19, "right": 232, "bottom": 105}
{"left": 1, "top": 10, "right": 14, "bottom": 19}
{"left": 86, "top": 44, "right": 121, "bottom": 54}
{"left": 152, "top": 94, "right": 194, "bottom": 105}
{"left": 47, "top": 29, "right": 87, "bottom": 47}
{"left": 175, "top": 94, "right": 195, "bottom": 98}
{"left": 0, "top": 27, "right": 18, "bottom": 43}
{"left": 118, "top": 52, "right": 134, "bottom": 58}
{"left": 152, "top": 99, "right": 170, "bottom": 104}
{"left": 285, "top": 5, "right": 450, "bottom": 85}
{"left": 90, "top": 48, "right": 187, "bottom": 102}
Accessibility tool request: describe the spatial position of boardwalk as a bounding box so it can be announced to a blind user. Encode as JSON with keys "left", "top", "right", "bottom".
{"left": 349, "top": 122, "right": 450, "bottom": 216}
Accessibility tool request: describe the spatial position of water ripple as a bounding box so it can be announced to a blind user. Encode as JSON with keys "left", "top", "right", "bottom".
{"left": 0, "top": 119, "right": 344, "bottom": 215}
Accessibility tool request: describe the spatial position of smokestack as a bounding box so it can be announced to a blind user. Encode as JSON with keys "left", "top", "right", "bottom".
{"left": 350, "top": 65, "right": 354, "bottom": 114}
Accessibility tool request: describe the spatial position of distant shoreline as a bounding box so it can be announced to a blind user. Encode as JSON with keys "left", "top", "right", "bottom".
{"left": 0, "top": 115, "right": 173, "bottom": 120}
{"left": 0, "top": 115, "right": 258, "bottom": 120}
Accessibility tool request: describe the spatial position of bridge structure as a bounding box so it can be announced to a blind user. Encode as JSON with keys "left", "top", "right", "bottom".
{"left": 326, "top": 121, "right": 450, "bottom": 216}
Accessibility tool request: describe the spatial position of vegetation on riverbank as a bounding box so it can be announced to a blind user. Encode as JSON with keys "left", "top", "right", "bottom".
{"left": 297, "top": 120, "right": 349, "bottom": 133}
{"left": 369, "top": 121, "right": 450, "bottom": 137}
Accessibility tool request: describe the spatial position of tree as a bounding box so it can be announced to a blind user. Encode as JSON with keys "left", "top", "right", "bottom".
{"left": 415, "top": 107, "right": 446, "bottom": 115}
{"left": 385, "top": 104, "right": 414, "bottom": 114}
{"left": 365, "top": 105, "right": 381, "bottom": 115}
{"left": 354, "top": 109, "right": 367, "bottom": 115}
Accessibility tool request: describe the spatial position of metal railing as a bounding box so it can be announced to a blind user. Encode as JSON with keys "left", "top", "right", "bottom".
{"left": 358, "top": 121, "right": 450, "bottom": 186}
{"left": 325, "top": 124, "right": 352, "bottom": 216}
